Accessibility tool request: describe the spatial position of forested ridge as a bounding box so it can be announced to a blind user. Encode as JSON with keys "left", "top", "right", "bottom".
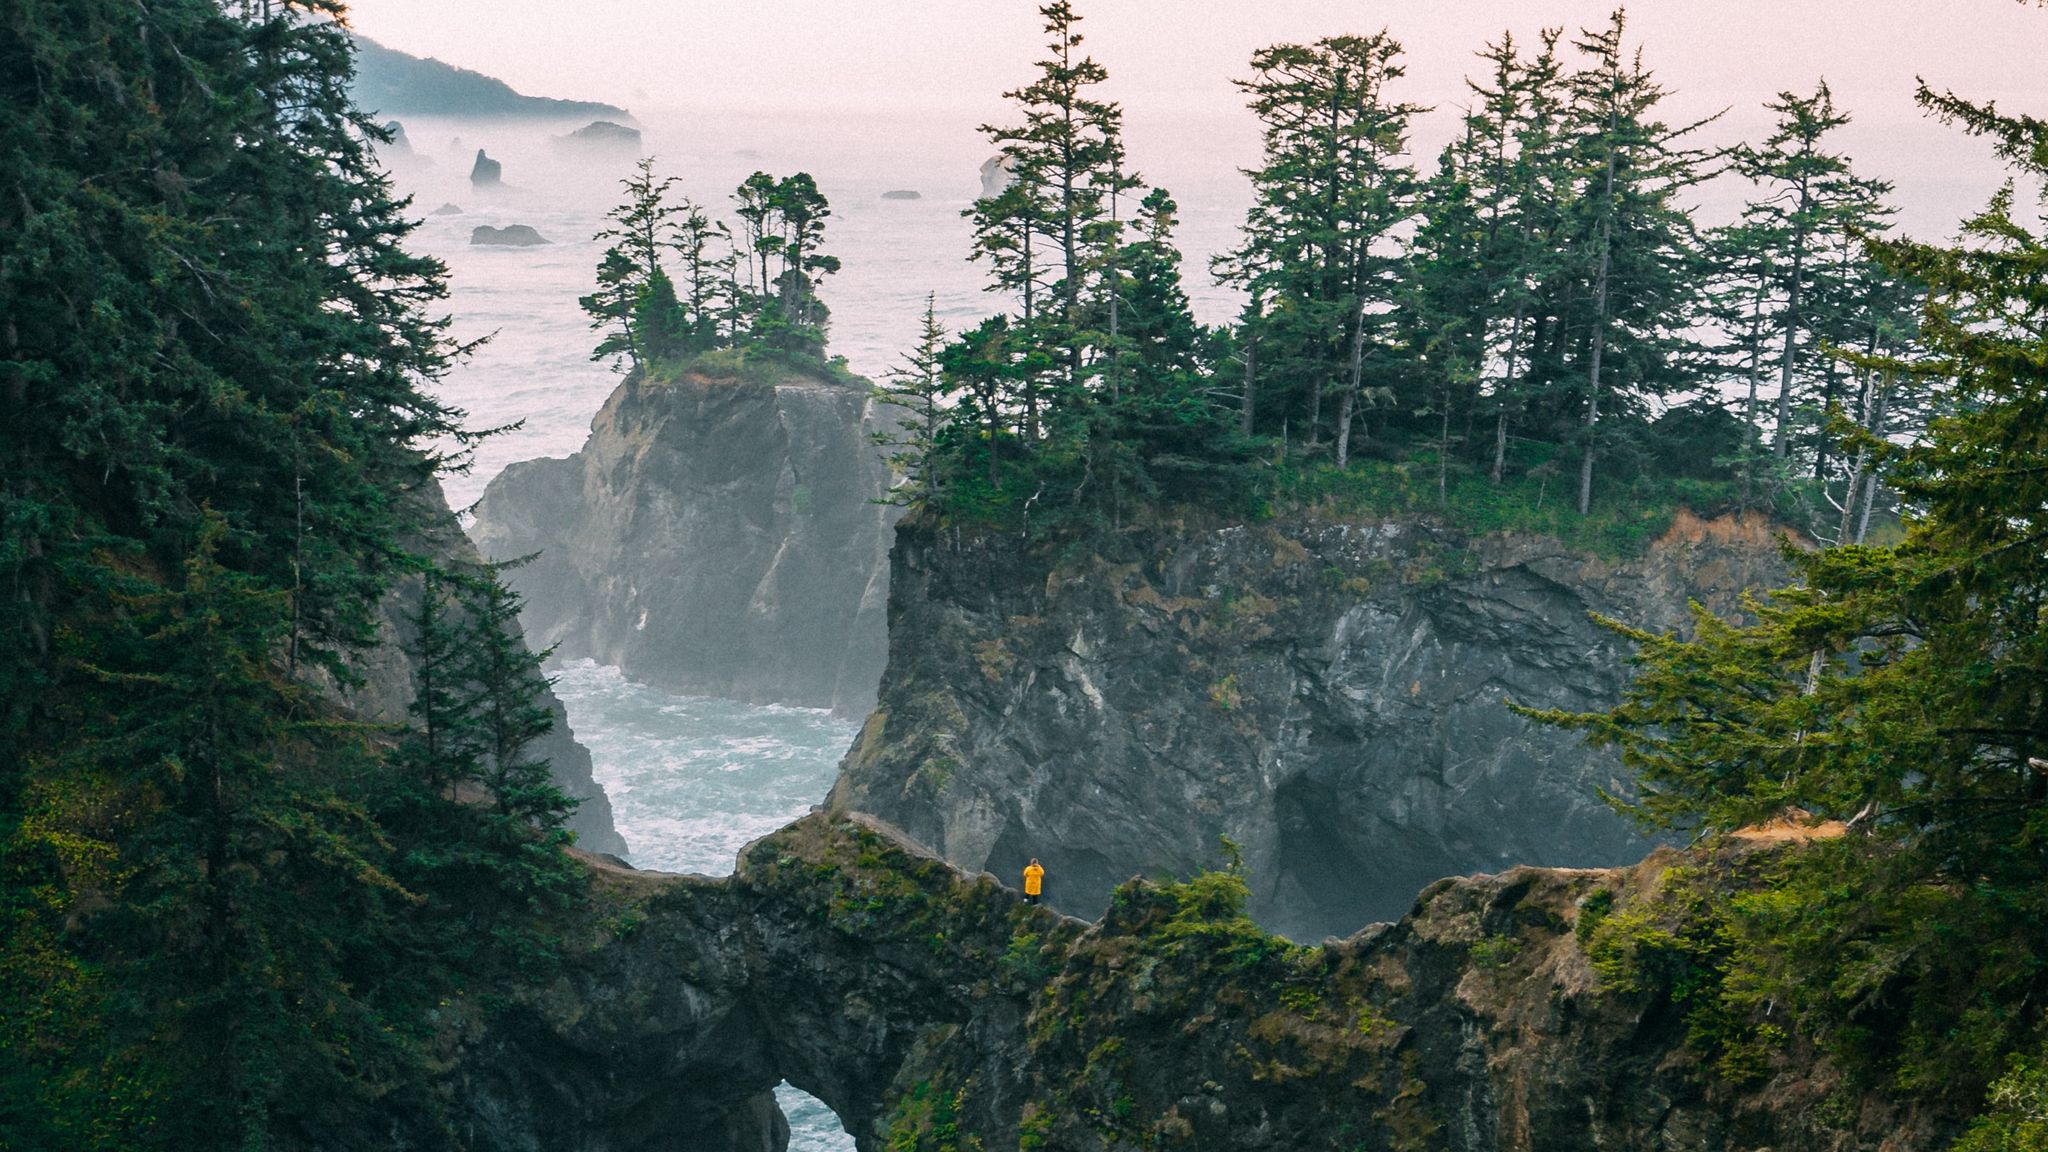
{"left": 865, "top": 5, "right": 1933, "bottom": 550}
{"left": 2, "top": 3, "right": 585, "bottom": 1147}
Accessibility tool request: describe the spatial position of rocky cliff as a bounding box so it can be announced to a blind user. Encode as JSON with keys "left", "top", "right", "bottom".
{"left": 469, "top": 363, "right": 897, "bottom": 715}
{"left": 443, "top": 812, "right": 1943, "bottom": 1152}
{"left": 332, "top": 481, "right": 625, "bottom": 856}
{"left": 830, "top": 509, "right": 1793, "bottom": 941}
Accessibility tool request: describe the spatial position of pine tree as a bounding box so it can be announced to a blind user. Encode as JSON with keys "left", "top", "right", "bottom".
{"left": 1729, "top": 81, "right": 1898, "bottom": 479}
{"left": 1458, "top": 29, "right": 1573, "bottom": 484}
{"left": 978, "top": 1, "right": 1140, "bottom": 430}
{"left": 453, "top": 565, "right": 573, "bottom": 829}
{"left": 0, "top": 5, "right": 586, "bottom": 1143}
{"left": 1404, "top": 141, "right": 1492, "bottom": 504}
{"left": 1216, "top": 30, "right": 1423, "bottom": 464}
{"left": 873, "top": 295, "right": 954, "bottom": 506}
{"left": 1528, "top": 69, "right": 2048, "bottom": 1118}
{"left": 1561, "top": 10, "right": 1714, "bottom": 513}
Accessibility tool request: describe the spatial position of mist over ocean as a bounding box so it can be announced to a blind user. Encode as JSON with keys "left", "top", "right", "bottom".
{"left": 387, "top": 107, "right": 1255, "bottom": 511}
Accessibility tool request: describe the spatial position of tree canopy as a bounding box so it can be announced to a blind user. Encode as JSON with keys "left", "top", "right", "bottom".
{"left": 2, "top": 4, "right": 582, "bottom": 1146}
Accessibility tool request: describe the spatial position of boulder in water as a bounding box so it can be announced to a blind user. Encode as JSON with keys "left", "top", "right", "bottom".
{"left": 469, "top": 148, "right": 502, "bottom": 188}
{"left": 880, "top": 189, "right": 922, "bottom": 201}
{"left": 431, "top": 203, "right": 464, "bottom": 216}
{"left": 470, "top": 224, "right": 549, "bottom": 247}
{"left": 379, "top": 119, "right": 412, "bottom": 154}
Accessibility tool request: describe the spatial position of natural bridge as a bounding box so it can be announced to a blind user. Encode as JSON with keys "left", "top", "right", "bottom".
{"left": 441, "top": 814, "right": 1931, "bottom": 1151}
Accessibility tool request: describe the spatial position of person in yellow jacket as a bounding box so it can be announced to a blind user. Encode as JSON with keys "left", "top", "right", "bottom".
{"left": 1022, "top": 859, "right": 1045, "bottom": 905}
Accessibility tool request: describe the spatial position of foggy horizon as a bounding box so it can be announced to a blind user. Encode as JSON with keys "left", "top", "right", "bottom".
{"left": 343, "top": 1, "right": 2048, "bottom": 243}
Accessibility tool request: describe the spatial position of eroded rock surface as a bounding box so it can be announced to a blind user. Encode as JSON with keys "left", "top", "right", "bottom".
{"left": 446, "top": 813, "right": 1941, "bottom": 1152}
{"left": 830, "top": 509, "right": 1793, "bottom": 939}
{"left": 469, "top": 364, "right": 897, "bottom": 714}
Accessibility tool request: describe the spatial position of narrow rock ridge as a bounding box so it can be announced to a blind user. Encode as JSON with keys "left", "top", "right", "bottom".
{"left": 444, "top": 813, "right": 1941, "bottom": 1152}
{"left": 470, "top": 363, "right": 898, "bottom": 716}
{"left": 830, "top": 508, "right": 1794, "bottom": 940}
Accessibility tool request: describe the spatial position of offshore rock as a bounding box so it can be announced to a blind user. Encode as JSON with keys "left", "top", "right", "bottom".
{"left": 469, "top": 361, "right": 897, "bottom": 715}
{"left": 979, "top": 153, "right": 1014, "bottom": 197}
{"left": 830, "top": 509, "right": 1793, "bottom": 940}
{"left": 552, "top": 119, "right": 643, "bottom": 154}
{"left": 444, "top": 812, "right": 1946, "bottom": 1151}
{"left": 469, "top": 148, "right": 502, "bottom": 187}
{"left": 470, "top": 224, "right": 550, "bottom": 246}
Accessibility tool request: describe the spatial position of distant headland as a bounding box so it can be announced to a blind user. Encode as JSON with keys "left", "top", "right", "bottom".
{"left": 349, "top": 34, "right": 633, "bottom": 122}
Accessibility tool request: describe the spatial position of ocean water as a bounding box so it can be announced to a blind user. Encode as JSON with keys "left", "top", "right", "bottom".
{"left": 549, "top": 659, "right": 861, "bottom": 1149}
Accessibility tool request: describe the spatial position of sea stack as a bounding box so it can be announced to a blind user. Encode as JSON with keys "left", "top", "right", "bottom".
{"left": 978, "top": 154, "right": 1013, "bottom": 197}
{"left": 469, "top": 148, "right": 502, "bottom": 188}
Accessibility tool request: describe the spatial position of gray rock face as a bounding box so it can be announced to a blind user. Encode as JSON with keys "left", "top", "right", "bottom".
{"left": 445, "top": 813, "right": 1945, "bottom": 1152}
{"left": 469, "top": 148, "right": 502, "bottom": 187}
{"left": 830, "top": 509, "right": 1793, "bottom": 940}
{"left": 469, "top": 364, "right": 897, "bottom": 715}
{"left": 329, "top": 482, "right": 626, "bottom": 857}
{"left": 470, "top": 224, "right": 549, "bottom": 246}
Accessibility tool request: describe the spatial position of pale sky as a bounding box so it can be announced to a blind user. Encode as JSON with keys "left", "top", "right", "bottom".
{"left": 342, "top": 1, "right": 2045, "bottom": 117}
{"left": 342, "top": 1, "right": 2048, "bottom": 237}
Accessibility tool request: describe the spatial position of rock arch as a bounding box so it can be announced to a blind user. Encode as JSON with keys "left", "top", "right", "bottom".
{"left": 442, "top": 815, "right": 1942, "bottom": 1151}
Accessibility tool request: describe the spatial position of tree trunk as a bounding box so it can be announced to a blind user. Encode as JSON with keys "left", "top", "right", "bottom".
{"left": 1491, "top": 305, "right": 1525, "bottom": 484}
{"left": 1740, "top": 289, "right": 1765, "bottom": 507}
{"left": 1773, "top": 191, "right": 1811, "bottom": 460}
{"left": 1022, "top": 226, "right": 1038, "bottom": 443}
{"left": 1579, "top": 148, "right": 1617, "bottom": 517}
{"left": 1336, "top": 296, "right": 1367, "bottom": 469}
{"left": 1438, "top": 404, "right": 1451, "bottom": 505}
{"left": 1853, "top": 369, "right": 1894, "bottom": 545}
{"left": 1240, "top": 331, "right": 1257, "bottom": 436}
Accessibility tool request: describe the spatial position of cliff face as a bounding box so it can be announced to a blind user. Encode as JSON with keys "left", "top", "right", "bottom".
{"left": 445, "top": 813, "right": 1942, "bottom": 1152}
{"left": 830, "top": 509, "right": 1792, "bottom": 940}
{"left": 469, "top": 365, "right": 897, "bottom": 715}
{"left": 331, "top": 482, "right": 625, "bottom": 857}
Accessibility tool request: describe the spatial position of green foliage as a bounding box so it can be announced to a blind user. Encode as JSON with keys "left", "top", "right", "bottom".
{"left": 1273, "top": 444, "right": 1741, "bottom": 558}
{"left": 1953, "top": 1054, "right": 2048, "bottom": 1152}
{"left": 873, "top": 294, "right": 954, "bottom": 506}
{"left": 885, "top": 1078, "right": 982, "bottom": 1152}
{"left": 1534, "top": 62, "right": 2048, "bottom": 1124}
{"left": 584, "top": 160, "right": 839, "bottom": 372}
{"left": 0, "top": 5, "right": 585, "bottom": 1147}
{"left": 892, "top": 8, "right": 1911, "bottom": 544}
{"left": 1468, "top": 935, "right": 1523, "bottom": 969}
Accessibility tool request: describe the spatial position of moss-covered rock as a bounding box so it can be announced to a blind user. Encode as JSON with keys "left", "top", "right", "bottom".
{"left": 443, "top": 814, "right": 1950, "bottom": 1151}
